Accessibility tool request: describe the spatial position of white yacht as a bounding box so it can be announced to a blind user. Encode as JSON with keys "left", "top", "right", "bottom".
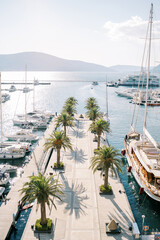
{"left": 107, "top": 82, "right": 118, "bottom": 87}
{"left": 124, "top": 4, "right": 160, "bottom": 202}
{"left": 6, "top": 129, "right": 39, "bottom": 142}
{"left": 0, "top": 164, "right": 17, "bottom": 173}
{"left": 20, "top": 110, "right": 54, "bottom": 123}
{"left": 131, "top": 90, "right": 160, "bottom": 106}
{"left": 1, "top": 141, "right": 31, "bottom": 153}
{"left": 0, "top": 166, "right": 10, "bottom": 186}
{"left": 0, "top": 144, "right": 26, "bottom": 159}
{"left": 118, "top": 73, "right": 160, "bottom": 87}
{"left": 0, "top": 73, "right": 28, "bottom": 160}
{"left": 23, "top": 86, "right": 31, "bottom": 93}
{"left": 33, "top": 79, "right": 39, "bottom": 85}
{"left": 1, "top": 93, "right": 10, "bottom": 103}
{"left": 32, "top": 121, "right": 47, "bottom": 131}
{"left": 9, "top": 85, "right": 16, "bottom": 92}
{"left": 115, "top": 88, "right": 137, "bottom": 99}
{"left": 13, "top": 118, "right": 33, "bottom": 127}
{"left": 92, "top": 81, "right": 98, "bottom": 86}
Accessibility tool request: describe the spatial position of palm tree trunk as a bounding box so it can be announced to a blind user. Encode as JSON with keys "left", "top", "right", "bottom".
{"left": 57, "top": 148, "right": 60, "bottom": 165}
{"left": 40, "top": 202, "right": 47, "bottom": 225}
{"left": 104, "top": 168, "right": 109, "bottom": 188}
{"left": 97, "top": 134, "right": 101, "bottom": 149}
{"left": 64, "top": 125, "right": 66, "bottom": 136}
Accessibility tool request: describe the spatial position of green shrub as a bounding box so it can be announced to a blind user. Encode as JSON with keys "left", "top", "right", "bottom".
{"left": 35, "top": 218, "right": 52, "bottom": 231}
{"left": 54, "top": 162, "right": 64, "bottom": 169}
{"left": 99, "top": 184, "right": 112, "bottom": 193}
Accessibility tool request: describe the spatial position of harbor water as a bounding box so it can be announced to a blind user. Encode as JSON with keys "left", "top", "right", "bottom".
{"left": 1, "top": 71, "right": 160, "bottom": 235}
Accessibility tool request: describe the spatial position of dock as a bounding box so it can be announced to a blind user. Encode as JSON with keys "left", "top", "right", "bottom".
{"left": 0, "top": 116, "right": 135, "bottom": 240}
{"left": 1, "top": 82, "right": 51, "bottom": 85}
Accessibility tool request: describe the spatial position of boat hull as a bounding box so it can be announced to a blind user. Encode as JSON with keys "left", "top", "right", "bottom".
{"left": 124, "top": 141, "right": 160, "bottom": 202}
{"left": 7, "top": 136, "right": 39, "bottom": 142}
{"left": 0, "top": 187, "right": 5, "bottom": 197}
{"left": 0, "top": 152, "right": 25, "bottom": 160}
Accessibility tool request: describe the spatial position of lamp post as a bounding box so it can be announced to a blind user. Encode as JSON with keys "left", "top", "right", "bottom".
{"left": 142, "top": 215, "right": 145, "bottom": 234}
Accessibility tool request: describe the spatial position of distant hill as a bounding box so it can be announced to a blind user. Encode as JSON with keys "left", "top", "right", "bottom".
{"left": 152, "top": 65, "right": 160, "bottom": 73}
{"left": 109, "top": 65, "right": 141, "bottom": 73}
{"left": 0, "top": 52, "right": 111, "bottom": 72}
{"left": 0, "top": 52, "right": 152, "bottom": 73}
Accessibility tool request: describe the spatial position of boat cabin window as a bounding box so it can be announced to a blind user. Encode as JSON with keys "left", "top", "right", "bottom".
{"left": 129, "top": 135, "right": 140, "bottom": 140}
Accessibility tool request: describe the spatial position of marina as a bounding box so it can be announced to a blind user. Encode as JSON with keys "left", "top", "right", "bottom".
{"left": 0, "top": 116, "right": 135, "bottom": 240}
{"left": 0, "top": 71, "right": 159, "bottom": 239}
{"left": 2, "top": 1, "right": 160, "bottom": 239}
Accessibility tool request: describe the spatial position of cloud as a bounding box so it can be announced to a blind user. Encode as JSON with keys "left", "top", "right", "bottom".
{"left": 103, "top": 16, "right": 160, "bottom": 41}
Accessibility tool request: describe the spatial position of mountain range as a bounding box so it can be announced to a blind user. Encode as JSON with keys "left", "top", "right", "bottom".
{"left": 0, "top": 52, "right": 159, "bottom": 73}
{"left": 0, "top": 52, "right": 110, "bottom": 72}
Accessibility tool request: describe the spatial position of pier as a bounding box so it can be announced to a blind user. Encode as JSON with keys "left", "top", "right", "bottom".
{"left": 1, "top": 82, "right": 51, "bottom": 85}
{"left": 0, "top": 116, "right": 135, "bottom": 240}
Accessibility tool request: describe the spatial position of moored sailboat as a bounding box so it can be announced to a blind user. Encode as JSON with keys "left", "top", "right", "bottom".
{"left": 6, "top": 129, "right": 39, "bottom": 142}
{"left": 124, "top": 4, "right": 160, "bottom": 202}
{"left": 0, "top": 73, "right": 27, "bottom": 160}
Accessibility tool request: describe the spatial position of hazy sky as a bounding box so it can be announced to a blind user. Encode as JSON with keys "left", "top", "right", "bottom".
{"left": 1, "top": 0, "right": 160, "bottom": 67}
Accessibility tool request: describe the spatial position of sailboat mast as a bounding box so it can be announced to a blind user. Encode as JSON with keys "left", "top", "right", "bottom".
{"left": 33, "top": 78, "right": 35, "bottom": 112}
{"left": 105, "top": 76, "right": 109, "bottom": 121}
{"left": 143, "top": 3, "right": 153, "bottom": 131}
{"left": 25, "top": 65, "right": 27, "bottom": 122}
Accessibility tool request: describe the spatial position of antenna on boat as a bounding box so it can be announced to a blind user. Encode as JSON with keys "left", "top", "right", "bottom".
{"left": 143, "top": 3, "right": 153, "bottom": 131}
{"left": 33, "top": 78, "right": 35, "bottom": 112}
{"left": 25, "top": 64, "right": 27, "bottom": 122}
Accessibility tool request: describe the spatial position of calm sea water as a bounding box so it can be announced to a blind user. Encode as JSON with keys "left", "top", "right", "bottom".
{"left": 2, "top": 71, "right": 160, "bottom": 235}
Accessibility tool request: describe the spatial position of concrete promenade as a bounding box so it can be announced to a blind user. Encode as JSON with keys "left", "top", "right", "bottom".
{"left": 21, "top": 117, "right": 135, "bottom": 240}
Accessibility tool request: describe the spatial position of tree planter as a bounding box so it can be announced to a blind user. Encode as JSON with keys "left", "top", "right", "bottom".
{"left": 99, "top": 184, "right": 113, "bottom": 195}
{"left": 99, "top": 190, "right": 113, "bottom": 195}
{"left": 34, "top": 218, "right": 53, "bottom": 233}
{"left": 53, "top": 162, "right": 64, "bottom": 170}
{"left": 34, "top": 224, "right": 53, "bottom": 234}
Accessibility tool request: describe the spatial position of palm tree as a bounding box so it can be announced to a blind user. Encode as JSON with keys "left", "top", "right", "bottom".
{"left": 90, "top": 145, "right": 122, "bottom": 189}
{"left": 85, "top": 97, "right": 99, "bottom": 111}
{"left": 65, "top": 97, "right": 78, "bottom": 107}
{"left": 86, "top": 107, "right": 102, "bottom": 121}
{"left": 44, "top": 130, "right": 72, "bottom": 166}
{"left": 89, "top": 118, "right": 110, "bottom": 149}
{"left": 19, "top": 173, "right": 63, "bottom": 226}
{"left": 63, "top": 103, "right": 77, "bottom": 117}
{"left": 56, "top": 112, "right": 74, "bottom": 136}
